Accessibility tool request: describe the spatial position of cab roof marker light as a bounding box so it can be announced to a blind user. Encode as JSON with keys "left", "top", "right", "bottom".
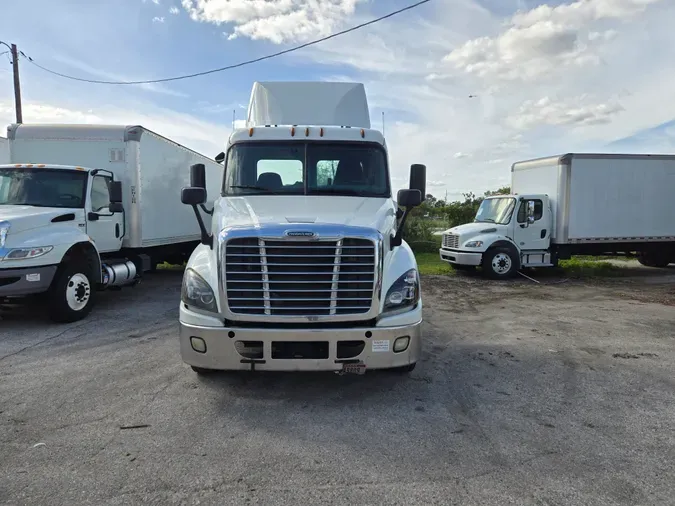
{"left": 37, "top": 164, "right": 45, "bottom": 168}
{"left": 305, "top": 127, "right": 309, "bottom": 137}
{"left": 360, "top": 129, "right": 365, "bottom": 138}
{"left": 14, "top": 164, "right": 21, "bottom": 167}
{"left": 320, "top": 128, "right": 324, "bottom": 137}
{"left": 25, "top": 164, "right": 33, "bottom": 168}
{"left": 290, "top": 126, "right": 295, "bottom": 137}
{"left": 249, "top": 127, "right": 254, "bottom": 137}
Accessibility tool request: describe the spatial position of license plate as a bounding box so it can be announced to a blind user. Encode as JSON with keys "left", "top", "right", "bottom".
{"left": 342, "top": 362, "right": 367, "bottom": 375}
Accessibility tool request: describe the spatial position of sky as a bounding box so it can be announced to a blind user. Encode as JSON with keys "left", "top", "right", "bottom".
{"left": 2, "top": 0, "right": 675, "bottom": 202}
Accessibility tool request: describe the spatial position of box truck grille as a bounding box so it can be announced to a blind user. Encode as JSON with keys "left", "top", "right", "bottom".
{"left": 443, "top": 234, "right": 459, "bottom": 249}
{"left": 224, "top": 238, "right": 375, "bottom": 317}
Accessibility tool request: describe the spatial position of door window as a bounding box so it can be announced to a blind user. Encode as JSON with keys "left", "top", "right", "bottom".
{"left": 91, "top": 175, "right": 112, "bottom": 213}
{"left": 517, "top": 199, "right": 543, "bottom": 223}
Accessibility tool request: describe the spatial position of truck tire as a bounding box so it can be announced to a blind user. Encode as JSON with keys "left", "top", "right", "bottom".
{"left": 48, "top": 261, "right": 96, "bottom": 323}
{"left": 483, "top": 246, "right": 518, "bottom": 279}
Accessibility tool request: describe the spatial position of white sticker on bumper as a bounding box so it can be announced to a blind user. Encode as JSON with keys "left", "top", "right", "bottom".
{"left": 372, "top": 340, "right": 390, "bottom": 352}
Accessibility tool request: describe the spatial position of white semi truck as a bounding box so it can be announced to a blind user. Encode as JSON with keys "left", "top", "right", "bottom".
{"left": 178, "top": 81, "right": 426, "bottom": 375}
{"left": 440, "top": 153, "right": 675, "bottom": 278}
{"left": 0, "top": 124, "right": 221, "bottom": 321}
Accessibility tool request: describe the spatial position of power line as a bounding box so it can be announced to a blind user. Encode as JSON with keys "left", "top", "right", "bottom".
{"left": 21, "top": 0, "right": 431, "bottom": 86}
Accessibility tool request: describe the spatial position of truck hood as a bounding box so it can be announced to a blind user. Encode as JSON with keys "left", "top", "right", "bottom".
{"left": 216, "top": 196, "right": 396, "bottom": 234}
{"left": 445, "top": 222, "right": 502, "bottom": 237}
{"left": 0, "top": 205, "right": 81, "bottom": 235}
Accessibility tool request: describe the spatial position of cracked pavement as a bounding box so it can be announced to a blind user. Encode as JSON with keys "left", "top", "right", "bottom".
{"left": 1, "top": 269, "right": 675, "bottom": 505}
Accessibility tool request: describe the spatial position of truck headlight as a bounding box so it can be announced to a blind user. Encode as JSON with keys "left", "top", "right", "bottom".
{"left": 383, "top": 269, "right": 419, "bottom": 314}
{"left": 465, "top": 241, "right": 483, "bottom": 248}
{"left": 181, "top": 268, "right": 217, "bottom": 313}
{"left": 4, "top": 246, "right": 53, "bottom": 260}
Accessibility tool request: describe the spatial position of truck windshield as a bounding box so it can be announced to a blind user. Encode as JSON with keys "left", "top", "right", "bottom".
{"left": 475, "top": 197, "right": 516, "bottom": 225}
{"left": 222, "top": 142, "right": 390, "bottom": 198}
{"left": 0, "top": 168, "right": 88, "bottom": 208}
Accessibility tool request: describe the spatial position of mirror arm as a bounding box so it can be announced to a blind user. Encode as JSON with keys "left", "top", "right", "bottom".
{"left": 199, "top": 204, "right": 214, "bottom": 216}
{"left": 391, "top": 207, "right": 412, "bottom": 248}
{"left": 191, "top": 205, "right": 213, "bottom": 248}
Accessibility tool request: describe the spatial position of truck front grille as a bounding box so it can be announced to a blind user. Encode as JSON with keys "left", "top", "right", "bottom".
{"left": 443, "top": 233, "right": 459, "bottom": 249}
{"left": 224, "top": 238, "right": 375, "bottom": 317}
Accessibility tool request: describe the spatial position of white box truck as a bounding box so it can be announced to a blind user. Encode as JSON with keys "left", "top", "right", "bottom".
{"left": 178, "top": 81, "right": 426, "bottom": 375}
{"left": 0, "top": 136, "right": 8, "bottom": 164}
{"left": 0, "top": 124, "right": 221, "bottom": 321}
{"left": 440, "top": 153, "right": 675, "bottom": 278}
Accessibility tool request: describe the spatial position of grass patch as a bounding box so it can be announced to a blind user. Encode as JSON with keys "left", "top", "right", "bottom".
{"left": 415, "top": 252, "right": 454, "bottom": 275}
{"left": 558, "top": 258, "right": 619, "bottom": 276}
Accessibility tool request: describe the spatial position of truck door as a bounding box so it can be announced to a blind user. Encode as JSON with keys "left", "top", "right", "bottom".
{"left": 86, "top": 173, "right": 124, "bottom": 253}
{"left": 513, "top": 197, "right": 550, "bottom": 251}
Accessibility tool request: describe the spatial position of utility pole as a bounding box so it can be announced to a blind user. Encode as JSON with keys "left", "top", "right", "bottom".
{"left": 232, "top": 109, "right": 235, "bottom": 130}
{"left": 382, "top": 111, "right": 385, "bottom": 136}
{"left": 10, "top": 44, "right": 22, "bottom": 123}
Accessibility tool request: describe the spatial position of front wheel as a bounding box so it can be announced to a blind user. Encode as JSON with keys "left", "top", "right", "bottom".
{"left": 637, "top": 252, "right": 670, "bottom": 268}
{"left": 48, "top": 262, "right": 96, "bottom": 323}
{"left": 483, "top": 247, "right": 518, "bottom": 279}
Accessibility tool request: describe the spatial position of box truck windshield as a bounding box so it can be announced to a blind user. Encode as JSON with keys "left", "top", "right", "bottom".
{"left": 0, "top": 167, "right": 88, "bottom": 208}
{"left": 475, "top": 197, "right": 516, "bottom": 224}
{"left": 223, "top": 141, "right": 390, "bottom": 198}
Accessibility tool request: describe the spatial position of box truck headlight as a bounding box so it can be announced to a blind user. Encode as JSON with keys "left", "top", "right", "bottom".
{"left": 464, "top": 241, "right": 483, "bottom": 248}
{"left": 383, "top": 269, "right": 419, "bottom": 314}
{"left": 181, "top": 268, "right": 217, "bottom": 312}
{"left": 4, "top": 246, "right": 53, "bottom": 260}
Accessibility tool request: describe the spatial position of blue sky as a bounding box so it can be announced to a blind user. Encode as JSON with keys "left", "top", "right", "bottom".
{"left": 2, "top": 0, "right": 675, "bottom": 201}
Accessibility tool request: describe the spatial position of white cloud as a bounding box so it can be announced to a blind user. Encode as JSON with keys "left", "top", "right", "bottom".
{"left": 508, "top": 95, "right": 625, "bottom": 130}
{"left": 181, "top": 0, "right": 365, "bottom": 44}
{"left": 443, "top": 0, "right": 664, "bottom": 82}
{"left": 454, "top": 152, "right": 470, "bottom": 159}
{"left": 152, "top": 16, "right": 165, "bottom": 23}
{"left": 169, "top": 6, "right": 180, "bottom": 14}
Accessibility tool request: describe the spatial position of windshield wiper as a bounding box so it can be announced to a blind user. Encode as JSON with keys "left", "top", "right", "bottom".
{"left": 229, "top": 185, "right": 274, "bottom": 192}
{"left": 476, "top": 218, "right": 496, "bottom": 223}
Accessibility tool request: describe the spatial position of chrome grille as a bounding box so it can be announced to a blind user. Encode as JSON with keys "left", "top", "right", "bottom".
{"left": 224, "top": 238, "right": 375, "bottom": 316}
{"left": 443, "top": 233, "right": 459, "bottom": 249}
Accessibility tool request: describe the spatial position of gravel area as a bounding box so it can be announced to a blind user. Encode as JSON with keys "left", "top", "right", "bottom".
{"left": 1, "top": 268, "right": 674, "bottom": 505}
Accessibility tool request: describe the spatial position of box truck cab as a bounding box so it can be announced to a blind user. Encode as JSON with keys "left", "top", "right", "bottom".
{"left": 178, "top": 81, "right": 427, "bottom": 375}
{"left": 440, "top": 193, "right": 553, "bottom": 278}
{"left": 1, "top": 124, "right": 221, "bottom": 322}
{"left": 441, "top": 153, "right": 675, "bottom": 278}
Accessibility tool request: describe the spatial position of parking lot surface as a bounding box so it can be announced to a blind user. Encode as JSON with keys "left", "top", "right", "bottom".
{"left": 1, "top": 268, "right": 675, "bottom": 505}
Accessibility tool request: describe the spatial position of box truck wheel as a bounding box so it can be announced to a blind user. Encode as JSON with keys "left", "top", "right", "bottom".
{"left": 483, "top": 246, "right": 517, "bottom": 279}
{"left": 48, "top": 261, "right": 96, "bottom": 323}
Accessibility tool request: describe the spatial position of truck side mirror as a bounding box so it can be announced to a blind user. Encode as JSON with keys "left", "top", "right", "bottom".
{"left": 397, "top": 189, "right": 422, "bottom": 208}
{"left": 109, "top": 181, "right": 123, "bottom": 203}
{"left": 190, "top": 163, "right": 206, "bottom": 189}
{"left": 215, "top": 152, "right": 225, "bottom": 164}
{"left": 181, "top": 187, "right": 207, "bottom": 206}
{"left": 409, "top": 164, "right": 426, "bottom": 202}
{"left": 527, "top": 200, "right": 535, "bottom": 224}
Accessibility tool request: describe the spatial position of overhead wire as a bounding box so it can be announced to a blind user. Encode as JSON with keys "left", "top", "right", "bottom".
{"left": 20, "top": 0, "right": 431, "bottom": 85}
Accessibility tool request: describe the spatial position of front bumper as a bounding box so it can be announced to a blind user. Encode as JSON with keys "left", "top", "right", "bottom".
{"left": 439, "top": 248, "right": 482, "bottom": 266}
{"left": 0, "top": 265, "right": 57, "bottom": 297}
{"left": 179, "top": 319, "right": 422, "bottom": 372}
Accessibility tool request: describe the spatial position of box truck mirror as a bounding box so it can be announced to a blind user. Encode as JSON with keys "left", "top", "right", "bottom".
{"left": 527, "top": 201, "right": 535, "bottom": 224}
{"left": 109, "top": 181, "right": 123, "bottom": 204}
{"left": 409, "top": 164, "right": 426, "bottom": 201}
{"left": 190, "top": 163, "right": 207, "bottom": 189}
{"left": 215, "top": 152, "right": 225, "bottom": 164}
{"left": 109, "top": 202, "right": 124, "bottom": 214}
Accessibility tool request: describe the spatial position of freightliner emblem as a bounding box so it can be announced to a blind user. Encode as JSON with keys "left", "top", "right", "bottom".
{"left": 285, "top": 230, "right": 316, "bottom": 238}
